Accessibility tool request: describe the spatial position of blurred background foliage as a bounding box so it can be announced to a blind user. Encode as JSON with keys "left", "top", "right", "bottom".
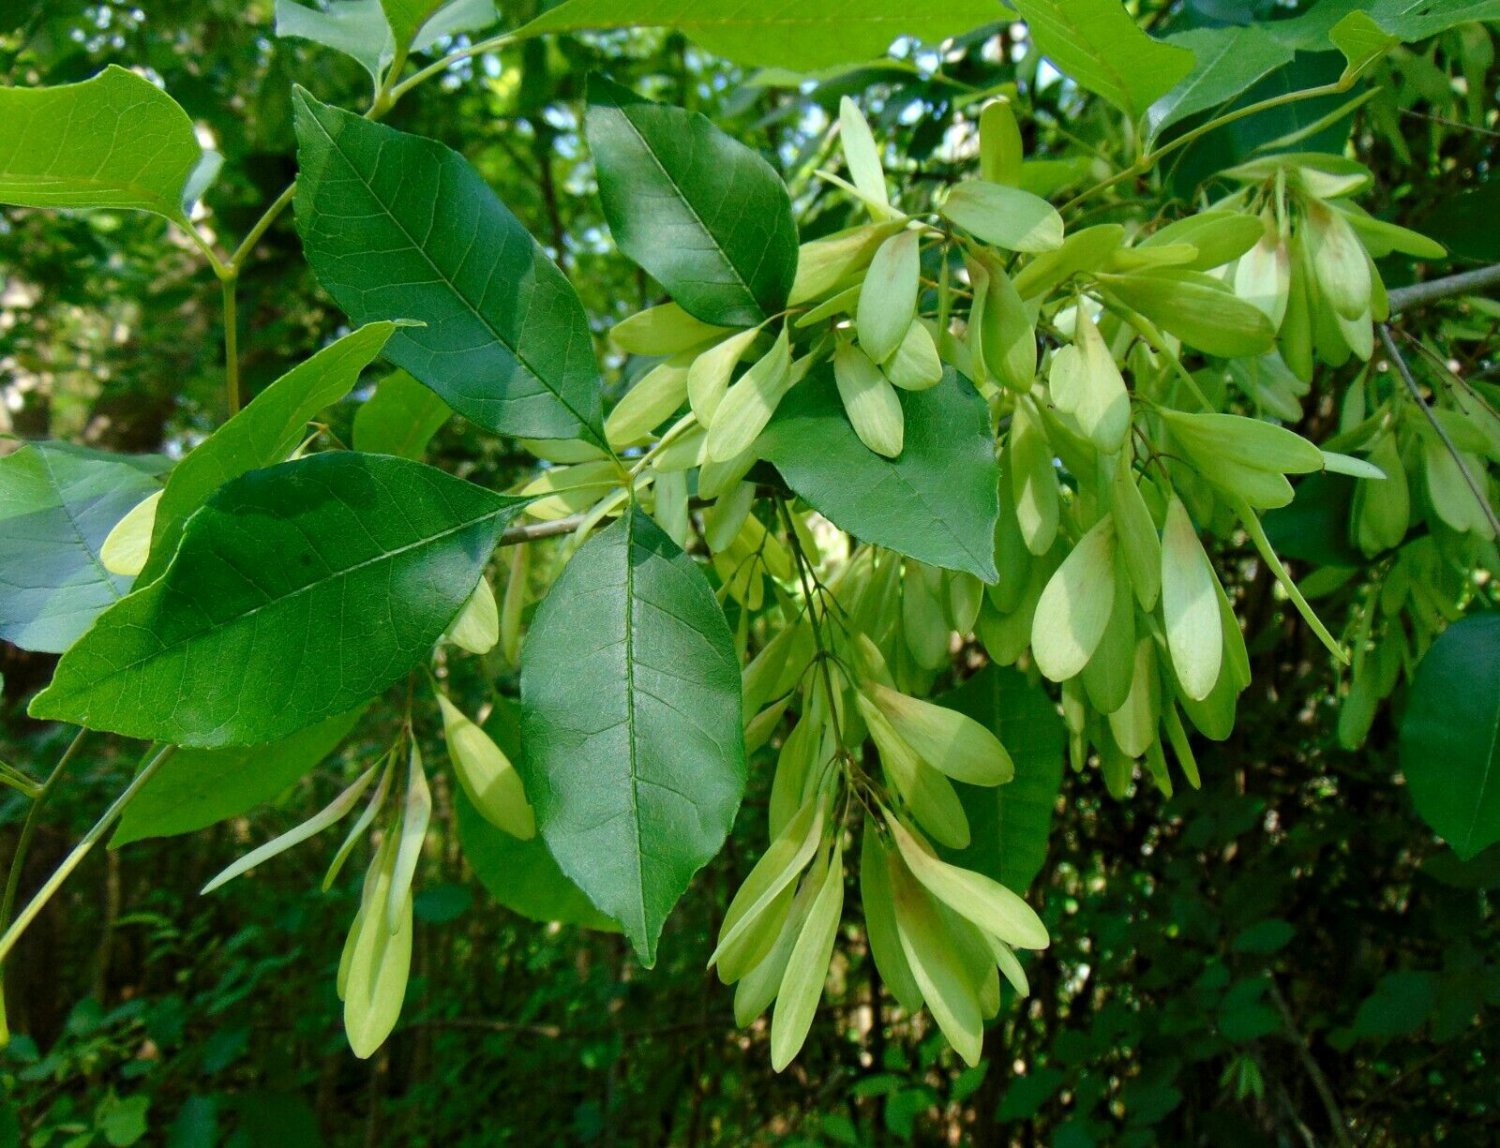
{"left": 1, "top": 1, "right": 1497, "bottom": 1144}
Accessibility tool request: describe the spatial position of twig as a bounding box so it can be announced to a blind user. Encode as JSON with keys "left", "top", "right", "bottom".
{"left": 1378, "top": 324, "right": 1500, "bottom": 538}
{"left": 1398, "top": 107, "right": 1500, "bottom": 139}
{"left": 0, "top": 743, "right": 177, "bottom": 965}
{"left": 499, "top": 512, "right": 596, "bottom": 546}
{"left": 0, "top": 729, "right": 89, "bottom": 939}
{"left": 1386, "top": 263, "right": 1500, "bottom": 314}
{"left": 1268, "top": 979, "right": 1354, "bottom": 1148}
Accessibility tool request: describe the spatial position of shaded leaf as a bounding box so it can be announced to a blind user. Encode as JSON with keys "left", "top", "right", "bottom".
{"left": 0, "top": 444, "right": 168, "bottom": 654}
{"left": 937, "top": 666, "right": 1065, "bottom": 893}
{"left": 759, "top": 367, "right": 1000, "bottom": 581}
{"left": 1148, "top": 26, "right": 1295, "bottom": 144}
{"left": 112, "top": 709, "right": 366, "bottom": 847}
{"left": 353, "top": 370, "right": 453, "bottom": 459}
{"left": 519, "top": 507, "right": 745, "bottom": 964}
{"left": 1400, "top": 615, "right": 1500, "bottom": 860}
{"left": 1009, "top": 0, "right": 1194, "bottom": 121}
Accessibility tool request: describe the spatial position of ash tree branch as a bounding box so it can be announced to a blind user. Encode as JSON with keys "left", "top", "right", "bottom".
{"left": 1386, "top": 263, "right": 1500, "bottom": 314}
{"left": 1377, "top": 324, "right": 1500, "bottom": 539}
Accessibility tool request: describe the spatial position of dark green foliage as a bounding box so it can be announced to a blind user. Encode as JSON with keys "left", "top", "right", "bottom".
{"left": 519, "top": 508, "right": 745, "bottom": 964}
{"left": 760, "top": 367, "right": 1001, "bottom": 581}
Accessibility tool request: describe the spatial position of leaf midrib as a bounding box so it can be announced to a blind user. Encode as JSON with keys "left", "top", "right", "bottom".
{"left": 611, "top": 101, "right": 758, "bottom": 309}
{"left": 62, "top": 499, "right": 507, "bottom": 689}
{"left": 37, "top": 448, "right": 125, "bottom": 605}
{"left": 621, "top": 510, "right": 649, "bottom": 950}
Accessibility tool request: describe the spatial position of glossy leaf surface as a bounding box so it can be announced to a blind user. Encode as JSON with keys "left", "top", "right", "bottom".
{"left": 33, "top": 453, "right": 525, "bottom": 747}
{"left": 293, "top": 91, "right": 605, "bottom": 444}
{"left": 586, "top": 76, "right": 797, "bottom": 328}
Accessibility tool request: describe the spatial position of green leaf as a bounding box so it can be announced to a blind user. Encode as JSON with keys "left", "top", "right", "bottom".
{"left": 99, "top": 1095, "right": 150, "bottom": 1148}
{"left": 1147, "top": 27, "right": 1296, "bottom": 145}
{"left": 1400, "top": 615, "right": 1500, "bottom": 861}
{"left": 1351, "top": 970, "right": 1439, "bottom": 1040}
{"left": 1420, "top": 181, "right": 1500, "bottom": 263}
{"left": 758, "top": 367, "right": 1000, "bottom": 582}
{"left": 380, "top": 0, "right": 443, "bottom": 45}
{"left": 515, "top": 1, "right": 1004, "bottom": 72}
{"left": 111, "top": 709, "right": 365, "bottom": 847}
{"left": 939, "top": 182, "right": 1063, "bottom": 254}
{"left": 31, "top": 453, "right": 526, "bottom": 748}
{"left": 585, "top": 75, "right": 798, "bottom": 328}
{"left": 937, "top": 666, "right": 1065, "bottom": 894}
{"left": 1009, "top": 0, "right": 1195, "bottom": 121}
{"left": 1270, "top": 0, "right": 1500, "bottom": 51}
{"left": 1231, "top": 919, "right": 1295, "bottom": 955}
{"left": 457, "top": 790, "right": 620, "bottom": 931}
{"left": 1329, "top": 12, "right": 1400, "bottom": 82}
{"left": 1098, "top": 269, "right": 1277, "bottom": 358}
{"left": 0, "top": 444, "right": 168, "bottom": 654}
{"left": 407, "top": 0, "right": 498, "bottom": 50}
{"left": 0, "top": 65, "right": 210, "bottom": 222}
{"left": 519, "top": 507, "right": 745, "bottom": 965}
{"left": 140, "top": 323, "right": 398, "bottom": 584}
{"left": 292, "top": 90, "right": 605, "bottom": 445}
{"left": 276, "top": 0, "right": 394, "bottom": 85}
{"left": 353, "top": 370, "right": 453, "bottom": 459}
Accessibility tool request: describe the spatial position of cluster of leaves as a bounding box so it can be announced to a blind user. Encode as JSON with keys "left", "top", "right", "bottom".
{"left": 1, "top": 0, "right": 1498, "bottom": 1142}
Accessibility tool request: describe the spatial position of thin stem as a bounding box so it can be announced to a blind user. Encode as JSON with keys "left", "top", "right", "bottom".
{"left": 183, "top": 223, "right": 231, "bottom": 278}
{"left": 1386, "top": 263, "right": 1500, "bottom": 314}
{"left": 1398, "top": 329, "right": 1500, "bottom": 424}
{"left": 775, "top": 497, "right": 846, "bottom": 749}
{"left": 390, "top": 32, "right": 516, "bottom": 103}
{"left": 0, "top": 730, "right": 89, "bottom": 937}
{"left": 222, "top": 276, "right": 241, "bottom": 416}
{"left": 1268, "top": 978, "right": 1354, "bottom": 1148}
{"left": 1061, "top": 81, "right": 1348, "bottom": 215}
{"left": 229, "top": 184, "right": 298, "bottom": 271}
{"left": 0, "top": 744, "right": 177, "bottom": 967}
{"left": 1378, "top": 324, "right": 1500, "bottom": 538}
